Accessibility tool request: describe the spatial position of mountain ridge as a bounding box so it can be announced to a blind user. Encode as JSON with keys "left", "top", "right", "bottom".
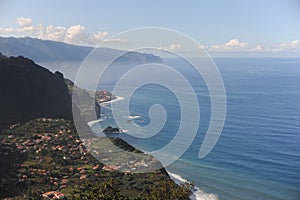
{"left": 0, "top": 36, "right": 162, "bottom": 63}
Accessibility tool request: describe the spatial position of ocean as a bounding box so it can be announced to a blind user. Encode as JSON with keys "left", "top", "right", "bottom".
{"left": 43, "top": 57, "right": 300, "bottom": 199}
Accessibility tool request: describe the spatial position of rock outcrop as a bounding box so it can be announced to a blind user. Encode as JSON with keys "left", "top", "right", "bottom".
{"left": 103, "top": 125, "right": 121, "bottom": 133}
{"left": 65, "top": 78, "right": 101, "bottom": 122}
{"left": 0, "top": 54, "right": 99, "bottom": 131}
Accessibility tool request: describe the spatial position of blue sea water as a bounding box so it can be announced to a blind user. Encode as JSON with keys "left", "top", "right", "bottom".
{"left": 89, "top": 58, "right": 300, "bottom": 200}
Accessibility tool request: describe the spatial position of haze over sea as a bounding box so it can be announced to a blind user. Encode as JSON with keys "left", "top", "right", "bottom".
{"left": 44, "top": 57, "right": 300, "bottom": 199}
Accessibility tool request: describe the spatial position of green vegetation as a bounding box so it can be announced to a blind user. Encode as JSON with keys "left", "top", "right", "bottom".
{"left": 71, "top": 179, "right": 193, "bottom": 200}
{"left": 0, "top": 118, "right": 192, "bottom": 199}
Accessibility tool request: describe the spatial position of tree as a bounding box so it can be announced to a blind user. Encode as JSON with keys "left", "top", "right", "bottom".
{"left": 71, "top": 179, "right": 127, "bottom": 200}
{"left": 146, "top": 181, "right": 193, "bottom": 200}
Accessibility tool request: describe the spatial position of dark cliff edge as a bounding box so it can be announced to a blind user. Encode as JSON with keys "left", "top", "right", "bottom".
{"left": 0, "top": 53, "right": 100, "bottom": 132}
{"left": 0, "top": 54, "right": 72, "bottom": 130}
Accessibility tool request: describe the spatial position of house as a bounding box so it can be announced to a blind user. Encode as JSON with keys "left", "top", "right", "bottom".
{"left": 42, "top": 191, "right": 66, "bottom": 199}
{"left": 80, "top": 174, "right": 87, "bottom": 179}
{"left": 102, "top": 165, "right": 120, "bottom": 171}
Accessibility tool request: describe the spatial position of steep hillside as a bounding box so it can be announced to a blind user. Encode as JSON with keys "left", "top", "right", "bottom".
{"left": 0, "top": 54, "right": 99, "bottom": 131}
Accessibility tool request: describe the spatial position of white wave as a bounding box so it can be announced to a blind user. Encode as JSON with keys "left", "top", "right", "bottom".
{"left": 167, "top": 171, "right": 219, "bottom": 200}
{"left": 100, "top": 96, "right": 125, "bottom": 105}
{"left": 87, "top": 118, "right": 104, "bottom": 126}
{"left": 128, "top": 115, "right": 141, "bottom": 119}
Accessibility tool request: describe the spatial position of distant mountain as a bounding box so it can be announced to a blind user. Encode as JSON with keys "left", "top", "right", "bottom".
{"left": 0, "top": 36, "right": 162, "bottom": 63}
{"left": 0, "top": 53, "right": 99, "bottom": 131}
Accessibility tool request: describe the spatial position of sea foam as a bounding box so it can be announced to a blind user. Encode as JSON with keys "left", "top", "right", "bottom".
{"left": 128, "top": 115, "right": 141, "bottom": 119}
{"left": 167, "top": 171, "right": 219, "bottom": 200}
{"left": 100, "top": 96, "right": 125, "bottom": 105}
{"left": 87, "top": 118, "right": 104, "bottom": 126}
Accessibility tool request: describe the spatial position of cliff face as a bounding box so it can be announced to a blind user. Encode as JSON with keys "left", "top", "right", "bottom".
{"left": 0, "top": 54, "right": 99, "bottom": 130}
{"left": 65, "top": 78, "right": 100, "bottom": 122}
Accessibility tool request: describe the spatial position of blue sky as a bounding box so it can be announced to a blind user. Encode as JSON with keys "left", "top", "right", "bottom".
{"left": 0, "top": 0, "right": 300, "bottom": 56}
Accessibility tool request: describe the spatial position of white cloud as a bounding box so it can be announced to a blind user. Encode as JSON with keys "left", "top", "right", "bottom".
{"left": 251, "top": 40, "right": 300, "bottom": 53}
{"left": 1, "top": 18, "right": 299, "bottom": 56}
{"left": 225, "top": 39, "right": 248, "bottom": 48}
{"left": 65, "top": 25, "right": 88, "bottom": 44}
{"left": 16, "top": 17, "right": 33, "bottom": 27}
{"left": 45, "top": 25, "right": 66, "bottom": 41}
{"left": 0, "top": 17, "right": 125, "bottom": 46}
{"left": 169, "top": 43, "right": 184, "bottom": 51}
{"left": 102, "top": 38, "right": 128, "bottom": 43}
{"left": 208, "top": 39, "right": 300, "bottom": 55}
{"left": 0, "top": 27, "right": 14, "bottom": 34}
{"left": 159, "top": 43, "right": 187, "bottom": 52}
{"left": 279, "top": 40, "right": 300, "bottom": 50}
{"left": 252, "top": 45, "right": 265, "bottom": 52}
{"left": 210, "top": 39, "right": 249, "bottom": 52}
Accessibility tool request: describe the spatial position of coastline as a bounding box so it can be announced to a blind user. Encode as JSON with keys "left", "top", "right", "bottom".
{"left": 88, "top": 95, "right": 218, "bottom": 200}
{"left": 100, "top": 95, "right": 125, "bottom": 105}
{"left": 98, "top": 95, "right": 125, "bottom": 112}
{"left": 87, "top": 95, "right": 125, "bottom": 126}
{"left": 167, "top": 171, "right": 219, "bottom": 200}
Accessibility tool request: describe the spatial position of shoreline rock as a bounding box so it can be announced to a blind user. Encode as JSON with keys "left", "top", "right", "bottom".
{"left": 103, "top": 125, "right": 121, "bottom": 133}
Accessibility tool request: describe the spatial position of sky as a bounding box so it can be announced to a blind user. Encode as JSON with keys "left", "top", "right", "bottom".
{"left": 0, "top": 0, "right": 300, "bottom": 56}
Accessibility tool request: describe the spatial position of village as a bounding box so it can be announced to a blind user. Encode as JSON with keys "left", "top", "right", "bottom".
{"left": 89, "top": 90, "right": 117, "bottom": 104}
{"left": 0, "top": 118, "right": 165, "bottom": 199}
